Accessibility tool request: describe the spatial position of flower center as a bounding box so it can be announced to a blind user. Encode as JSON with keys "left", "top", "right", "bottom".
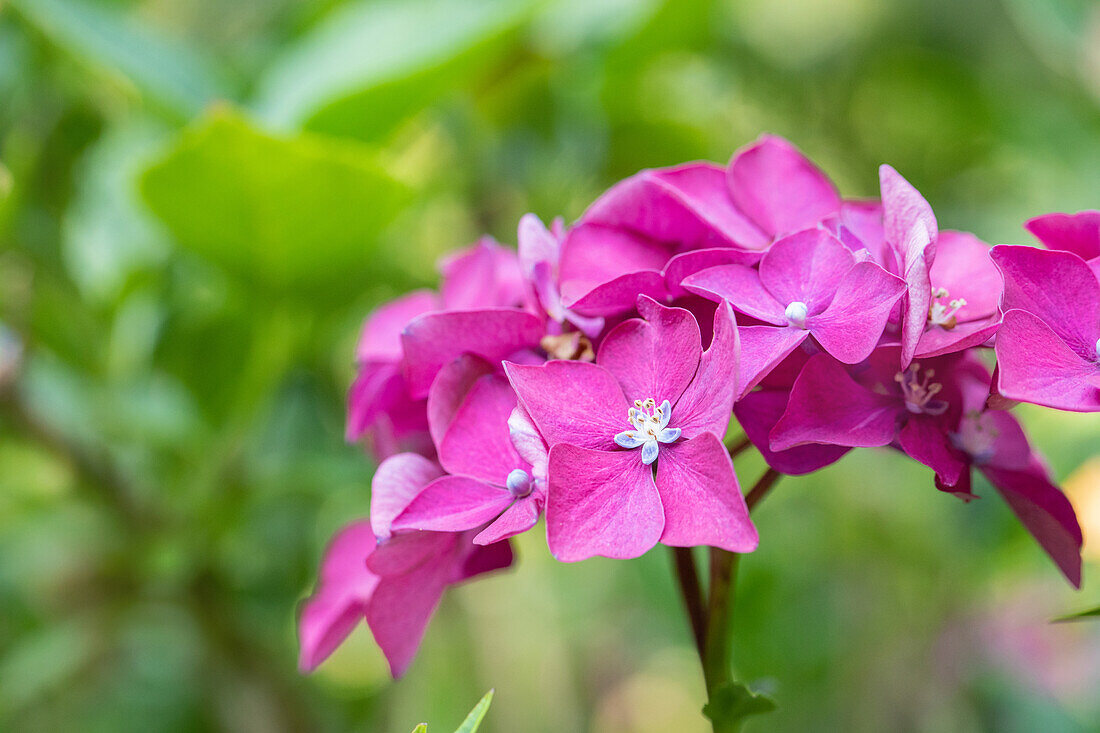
{"left": 505, "top": 468, "right": 534, "bottom": 498}
{"left": 614, "top": 398, "right": 681, "bottom": 465}
{"left": 785, "top": 301, "right": 809, "bottom": 329}
{"left": 928, "top": 287, "right": 966, "bottom": 329}
{"left": 1095, "top": 337, "right": 1100, "bottom": 362}
{"left": 894, "top": 363, "right": 949, "bottom": 415}
{"left": 950, "top": 410, "right": 997, "bottom": 464}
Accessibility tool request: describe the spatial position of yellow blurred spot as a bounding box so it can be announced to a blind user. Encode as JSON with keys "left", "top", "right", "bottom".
{"left": 591, "top": 647, "right": 710, "bottom": 733}
{"left": 1064, "top": 457, "right": 1100, "bottom": 563}
{"left": 0, "top": 161, "right": 12, "bottom": 199}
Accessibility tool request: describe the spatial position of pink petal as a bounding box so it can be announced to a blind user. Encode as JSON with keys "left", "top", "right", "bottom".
{"left": 401, "top": 308, "right": 544, "bottom": 398}
{"left": 673, "top": 300, "right": 740, "bottom": 437}
{"left": 559, "top": 224, "right": 671, "bottom": 300}
{"left": 439, "top": 237, "right": 525, "bottom": 310}
{"left": 663, "top": 247, "right": 763, "bottom": 299}
{"left": 597, "top": 297, "right": 702, "bottom": 405}
{"left": 759, "top": 229, "right": 855, "bottom": 313}
{"left": 426, "top": 355, "right": 495, "bottom": 450}
{"left": 367, "top": 531, "right": 452, "bottom": 576}
{"left": 581, "top": 162, "right": 768, "bottom": 251}
{"left": 981, "top": 461, "right": 1083, "bottom": 587}
{"left": 736, "top": 325, "right": 810, "bottom": 399}
{"left": 356, "top": 290, "right": 440, "bottom": 362}
{"left": 735, "top": 390, "right": 849, "bottom": 475}
{"left": 561, "top": 270, "right": 669, "bottom": 317}
{"left": 367, "top": 535, "right": 457, "bottom": 677}
{"left": 771, "top": 354, "right": 899, "bottom": 451}
{"left": 392, "top": 475, "right": 513, "bottom": 533}
{"left": 298, "top": 521, "right": 379, "bottom": 672}
{"left": 454, "top": 537, "right": 514, "bottom": 581}
{"left": 655, "top": 433, "right": 758, "bottom": 552}
{"left": 508, "top": 405, "right": 548, "bottom": 478}
{"left": 994, "top": 309, "right": 1100, "bottom": 412}
{"left": 896, "top": 415, "right": 966, "bottom": 487}
{"left": 991, "top": 245, "right": 1100, "bottom": 358}
{"left": 474, "top": 494, "right": 542, "bottom": 545}
{"left": 726, "top": 135, "right": 840, "bottom": 237}
{"left": 880, "top": 165, "right": 938, "bottom": 367}
{"left": 914, "top": 316, "right": 1000, "bottom": 358}
{"left": 682, "top": 264, "right": 786, "bottom": 324}
{"left": 438, "top": 374, "right": 525, "bottom": 483}
{"left": 1025, "top": 211, "right": 1100, "bottom": 261}
{"left": 370, "top": 453, "right": 444, "bottom": 539}
{"left": 809, "top": 261, "right": 905, "bottom": 363}
{"left": 833, "top": 200, "right": 892, "bottom": 269}
{"left": 930, "top": 231, "right": 1000, "bottom": 319}
{"left": 504, "top": 360, "right": 630, "bottom": 450}
{"left": 546, "top": 444, "right": 664, "bottom": 562}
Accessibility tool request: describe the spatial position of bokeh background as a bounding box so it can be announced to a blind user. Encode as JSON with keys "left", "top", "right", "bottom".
{"left": 2, "top": 0, "right": 1100, "bottom": 730}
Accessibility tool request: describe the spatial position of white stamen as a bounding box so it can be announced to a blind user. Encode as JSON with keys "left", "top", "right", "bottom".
{"left": 785, "top": 301, "right": 809, "bottom": 329}
{"left": 950, "top": 410, "right": 998, "bottom": 465}
{"left": 1095, "top": 337, "right": 1100, "bottom": 361}
{"left": 928, "top": 287, "right": 967, "bottom": 329}
{"left": 894, "top": 363, "right": 948, "bottom": 415}
{"left": 615, "top": 397, "right": 681, "bottom": 464}
{"left": 505, "top": 468, "right": 534, "bottom": 498}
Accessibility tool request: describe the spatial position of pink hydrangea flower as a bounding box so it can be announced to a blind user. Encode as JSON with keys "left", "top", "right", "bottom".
{"left": 505, "top": 296, "right": 757, "bottom": 561}
{"left": 990, "top": 245, "right": 1100, "bottom": 412}
{"left": 298, "top": 453, "right": 514, "bottom": 677}
{"left": 558, "top": 135, "right": 839, "bottom": 316}
{"left": 391, "top": 355, "right": 547, "bottom": 545}
{"left": 683, "top": 227, "right": 905, "bottom": 394}
{"left": 771, "top": 347, "right": 969, "bottom": 488}
{"left": 1025, "top": 210, "right": 1100, "bottom": 277}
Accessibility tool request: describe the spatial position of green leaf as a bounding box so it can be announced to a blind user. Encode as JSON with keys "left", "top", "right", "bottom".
{"left": 253, "top": 0, "right": 534, "bottom": 141}
{"left": 1054, "top": 604, "right": 1100, "bottom": 622}
{"left": 411, "top": 725, "right": 427, "bottom": 733}
{"left": 455, "top": 689, "right": 494, "bottom": 733}
{"left": 139, "top": 108, "right": 411, "bottom": 300}
{"left": 702, "top": 681, "right": 776, "bottom": 733}
{"left": 7, "top": 0, "right": 231, "bottom": 119}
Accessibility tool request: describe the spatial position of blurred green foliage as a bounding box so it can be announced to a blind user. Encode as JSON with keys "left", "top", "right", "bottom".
{"left": 1, "top": 0, "right": 1100, "bottom": 731}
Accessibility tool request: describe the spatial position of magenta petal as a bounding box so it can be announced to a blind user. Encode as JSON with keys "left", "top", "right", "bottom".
{"left": 426, "top": 355, "right": 495, "bottom": 450}
{"left": 655, "top": 433, "right": 757, "bottom": 552}
{"left": 994, "top": 309, "right": 1100, "bottom": 412}
{"left": 298, "top": 521, "right": 379, "bottom": 672}
{"left": 663, "top": 247, "right": 763, "bottom": 299}
{"left": 559, "top": 225, "right": 671, "bottom": 299}
{"left": 981, "top": 462, "right": 1083, "bottom": 587}
{"left": 726, "top": 135, "right": 840, "bottom": 236}
{"left": 736, "top": 325, "right": 810, "bottom": 399}
{"left": 896, "top": 416, "right": 966, "bottom": 487}
{"left": 991, "top": 245, "right": 1100, "bottom": 357}
{"left": 357, "top": 290, "right": 440, "bottom": 362}
{"left": 562, "top": 270, "right": 669, "bottom": 317}
{"left": 370, "top": 453, "right": 444, "bottom": 539}
{"left": 674, "top": 301, "right": 740, "bottom": 437}
{"left": 474, "top": 494, "right": 541, "bottom": 545}
{"left": 505, "top": 360, "right": 630, "bottom": 449}
{"left": 582, "top": 162, "right": 768, "bottom": 250}
{"left": 809, "top": 261, "right": 905, "bottom": 363}
{"left": 438, "top": 374, "right": 524, "bottom": 483}
{"left": 454, "top": 537, "right": 514, "bottom": 582}
{"left": 771, "top": 354, "right": 898, "bottom": 451}
{"left": 914, "top": 316, "right": 1000, "bottom": 358}
{"left": 735, "top": 390, "right": 849, "bottom": 475}
{"left": 880, "top": 165, "right": 938, "bottom": 368}
{"left": 930, "top": 231, "right": 1000, "bottom": 319}
{"left": 367, "top": 531, "right": 451, "bottom": 576}
{"left": 439, "top": 237, "right": 525, "bottom": 310}
{"left": 597, "top": 297, "right": 702, "bottom": 404}
{"left": 402, "top": 308, "right": 544, "bottom": 398}
{"left": 682, "top": 264, "right": 786, "bottom": 324}
{"left": 1025, "top": 210, "right": 1100, "bottom": 261}
{"left": 393, "top": 475, "right": 513, "bottom": 533}
{"left": 759, "top": 229, "right": 855, "bottom": 313}
{"left": 546, "top": 444, "right": 663, "bottom": 562}
{"left": 367, "top": 538, "right": 456, "bottom": 677}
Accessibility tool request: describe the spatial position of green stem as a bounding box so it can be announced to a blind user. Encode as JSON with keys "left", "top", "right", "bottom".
{"left": 670, "top": 546, "right": 706, "bottom": 661}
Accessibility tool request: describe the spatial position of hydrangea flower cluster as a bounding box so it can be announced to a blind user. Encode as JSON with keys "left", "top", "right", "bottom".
{"left": 300, "top": 135, "right": 1088, "bottom": 678}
